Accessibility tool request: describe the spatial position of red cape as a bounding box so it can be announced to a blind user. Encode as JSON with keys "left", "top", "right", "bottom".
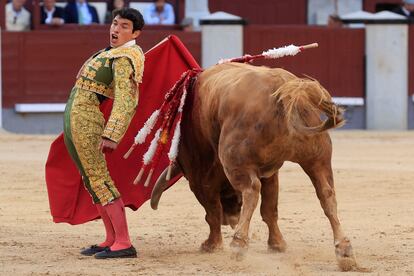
{"left": 45, "top": 35, "right": 200, "bottom": 225}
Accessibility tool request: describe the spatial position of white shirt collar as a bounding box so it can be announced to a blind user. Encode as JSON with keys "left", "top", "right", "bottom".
{"left": 76, "top": 2, "right": 87, "bottom": 8}
{"left": 118, "top": 39, "right": 136, "bottom": 48}
{"left": 12, "top": 6, "right": 22, "bottom": 16}
{"left": 43, "top": 6, "right": 55, "bottom": 14}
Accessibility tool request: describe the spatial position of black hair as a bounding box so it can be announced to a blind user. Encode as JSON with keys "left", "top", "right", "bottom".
{"left": 112, "top": 7, "right": 145, "bottom": 32}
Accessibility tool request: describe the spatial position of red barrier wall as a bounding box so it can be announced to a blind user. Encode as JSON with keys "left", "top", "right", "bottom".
{"left": 3, "top": 24, "right": 412, "bottom": 108}
{"left": 209, "top": 0, "right": 307, "bottom": 25}
{"left": 244, "top": 25, "right": 365, "bottom": 98}
{"left": 1, "top": 29, "right": 200, "bottom": 107}
{"left": 410, "top": 25, "right": 414, "bottom": 95}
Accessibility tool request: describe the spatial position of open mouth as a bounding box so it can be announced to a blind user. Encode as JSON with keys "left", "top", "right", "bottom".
{"left": 111, "top": 34, "right": 119, "bottom": 43}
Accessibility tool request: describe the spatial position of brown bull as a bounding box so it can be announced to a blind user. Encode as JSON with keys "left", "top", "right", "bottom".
{"left": 151, "top": 62, "right": 356, "bottom": 270}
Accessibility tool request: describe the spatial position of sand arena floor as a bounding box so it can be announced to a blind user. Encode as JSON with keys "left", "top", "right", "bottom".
{"left": 0, "top": 130, "right": 413, "bottom": 275}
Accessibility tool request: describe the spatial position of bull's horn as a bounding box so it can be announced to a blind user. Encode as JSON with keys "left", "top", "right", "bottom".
{"left": 150, "top": 163, "right": 181, "bottom": 210}
{"left": 166, "top": 164, "right": 173, "bottom": 181}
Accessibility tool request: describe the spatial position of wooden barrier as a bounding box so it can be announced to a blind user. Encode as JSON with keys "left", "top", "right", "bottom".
{"left": 1, "top": 29, "right": 200, "bottom": 107}
{"left": 244, "top": 25, "right": 365, "bottom": 98}
{"left": 410, "top": 25, "right": 414, "bottom": 95}
{"left": 2, "top": 24, "right": 413, "bottom": 108}
{"left": 209, "top": 0, "right": 307, "bottom": 25}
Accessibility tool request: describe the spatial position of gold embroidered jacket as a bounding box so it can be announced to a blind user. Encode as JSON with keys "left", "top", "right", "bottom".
{"left": 75, "top": 45, "right": 145, "bottom": 143}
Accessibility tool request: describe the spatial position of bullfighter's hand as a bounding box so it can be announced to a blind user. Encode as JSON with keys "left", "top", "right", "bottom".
{"left": 99, "top": 138, "right": 118, "bottom": 153}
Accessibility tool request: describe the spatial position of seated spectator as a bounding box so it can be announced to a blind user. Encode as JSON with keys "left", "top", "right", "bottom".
{"left": 144, "top": 0, "right": 175, "bottom": 25}
{"left": 104, "top": 0, "right": 125, "bottom": 24}
{"left": 327, "top": 14, "right": 343, "bottom": 28}
{"left": 393, "top": 0, "right": 414, "bottom": 20}
{"left": 64, "top": 0, "right": 99, "bottom": 24}
{"left": 180, "top": 17, "right": 193, "bottom": 31}
{"left": 41, "top": 0, "right": 65, "bottom": 26}
{"left": 5, "top": 0, "right": 31, "bottom": 31}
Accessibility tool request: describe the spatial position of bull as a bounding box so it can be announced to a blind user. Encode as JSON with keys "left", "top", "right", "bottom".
{"left": 150, "top": 62, "right": 356, "bottom": 270}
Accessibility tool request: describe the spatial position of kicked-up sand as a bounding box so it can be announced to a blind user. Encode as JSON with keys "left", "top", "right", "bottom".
{"left": 0, "top": 130, "right": 413, "bottom": 275}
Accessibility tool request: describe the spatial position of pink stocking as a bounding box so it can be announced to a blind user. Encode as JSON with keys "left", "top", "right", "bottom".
{"left": 103, "top": 198, "right": 132, "bottom": 251}
{"left": 96, "top": 204, "right": 115, "bottom": 248}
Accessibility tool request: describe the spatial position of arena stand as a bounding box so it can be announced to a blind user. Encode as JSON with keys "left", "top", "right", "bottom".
{"left": 0, "top": 0, "right": 413, "bottom": 132}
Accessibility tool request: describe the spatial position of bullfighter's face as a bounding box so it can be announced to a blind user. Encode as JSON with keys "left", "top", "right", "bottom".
{"left": 109, "top": 15, "right": 140, "bottom": 48}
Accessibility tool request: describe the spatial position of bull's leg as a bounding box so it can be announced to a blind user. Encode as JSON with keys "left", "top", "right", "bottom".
{"left": 260, "top": 172, "right": 287, "bottom": 252}
{"left": 224, "top": 168, "right": 261, "bottom": 258}
{"left": 191, "top": 180, "right": 223, "bottom": 252}
{"left": 220, "top": 182, "right": 242, "bottom": 229}
{"left": 302, "top": 162, "right": 356, "bottom": 271}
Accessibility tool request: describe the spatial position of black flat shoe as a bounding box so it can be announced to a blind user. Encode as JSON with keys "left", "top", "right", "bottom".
{"left": 80, "top": 245, "right": 108, "bottom": 256}
{"left": 94, "top": 246, "right": 137, "bottom": 259}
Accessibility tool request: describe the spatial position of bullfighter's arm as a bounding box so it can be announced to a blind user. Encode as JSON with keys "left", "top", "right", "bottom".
{"left": 102, "top": 57, "right": 139, "bottom": 143}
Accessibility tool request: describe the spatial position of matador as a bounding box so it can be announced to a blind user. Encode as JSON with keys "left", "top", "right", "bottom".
{"left": 63, "top": 7, "right": 144, "bottom": 259}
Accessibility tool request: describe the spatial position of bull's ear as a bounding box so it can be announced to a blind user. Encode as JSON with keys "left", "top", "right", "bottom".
{"left": 150, "top": 163, "right": 182, "bottom": 210}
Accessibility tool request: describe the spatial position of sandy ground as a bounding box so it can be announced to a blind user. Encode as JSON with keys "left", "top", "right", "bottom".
{"left": 0, "top": 129, "right": 413, "bottom": 276}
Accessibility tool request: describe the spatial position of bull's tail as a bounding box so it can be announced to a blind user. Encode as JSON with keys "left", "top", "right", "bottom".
{"left": 271, "top": 77, "right": 345, "bottom": 134}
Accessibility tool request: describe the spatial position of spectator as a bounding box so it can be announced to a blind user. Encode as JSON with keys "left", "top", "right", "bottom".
{"left": 5, "top": 0, "right": 31, "bottom": 31}
{"left": 180, "top": 17, "right": 193, "bottom": 31}
{"left": 41, "top": 0, "right": 65, "bottom": 26}
{"left": 327, "top": 14, "right": 343, "bottom": 28}
{"left": 104, "top": 0, "right": 125, "bottom": 24}
{"left": 144, "top": 0, "right": 175, "bottom": 25}
{"left": 392, "top": 0, "right": 414, "bottom": 20}
{"left": 64, "top": 0, "right": 99, "bottom": 24}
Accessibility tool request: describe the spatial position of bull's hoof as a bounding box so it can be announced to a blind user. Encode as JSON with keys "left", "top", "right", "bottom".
{"left": 200, "top": 239, "right": 223, "bottom": 253}
{"left": 230, "top": 234, "right": 248, "bottom": 248}
{"left": 337, "top": 257, "right": 357, "bottom": 272}
{"left": 230, "top": 234, "right": 248, "bottom": 261}
{"left": 230, "top": 246, "right": 247, "bottom": 261}
{"left": 268, "top": 239, "right": 287, "bottom": 252}
{"left": 335, "top": 237, "right": 357, "bottom": 271}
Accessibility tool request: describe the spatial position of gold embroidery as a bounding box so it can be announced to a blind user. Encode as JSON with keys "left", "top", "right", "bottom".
{"left": 64, "top": 45, "right": 144, "bottom": 204}
{"left": 75, "top": 78, "right": 112, "bottom": 98}
{"left": 100, "top": 45, "right": 145, "bottom": 83}
{"left": 102, "top": 57, "right": 138, "bottom": 143}
{"left": 75, "top": 49, "right": 103, "bottom": 79}
{"left": 81, "top": 66, "right": 97, "bottom": 79}
{"left": 75, "top": 45, "right": 144, "bottom": 101}
{"left": 69, "top": 88, "right": 120, "bottom": 205}
{"left": 90, "top": 59, "right": 103, "bottom": 71}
